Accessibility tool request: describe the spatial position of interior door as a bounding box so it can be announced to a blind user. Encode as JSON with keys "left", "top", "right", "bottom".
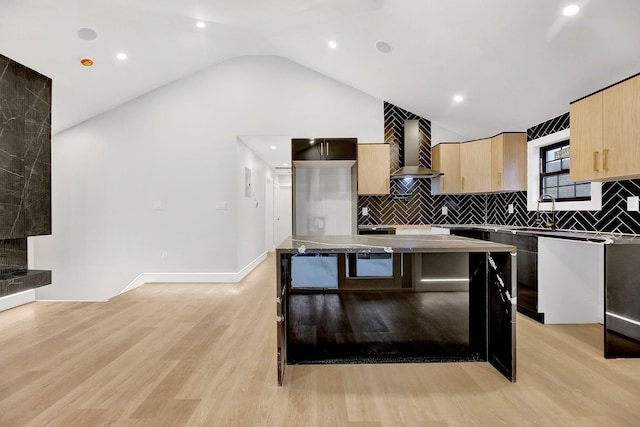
{"left": 276, "top": 252, "right": 289, "bottom": 386}
{"left": 487, "top": 251, "right": 517, "bottom": 382}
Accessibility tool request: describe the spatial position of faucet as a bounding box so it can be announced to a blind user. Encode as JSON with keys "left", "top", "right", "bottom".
{"left": 536, "top": 194, "right": 556, "bottom": 230}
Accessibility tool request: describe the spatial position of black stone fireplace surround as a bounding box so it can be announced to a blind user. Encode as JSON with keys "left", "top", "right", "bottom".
{"left": 0, "top": 53, "right": 52, "bottom": 297}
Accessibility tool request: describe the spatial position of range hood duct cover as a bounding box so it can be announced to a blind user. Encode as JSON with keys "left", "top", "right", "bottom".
{"left": 390, "top": 120, "right": 443, "bottom": 179}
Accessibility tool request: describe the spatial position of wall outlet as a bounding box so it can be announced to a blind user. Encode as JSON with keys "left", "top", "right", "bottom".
{"left": 627, "top": 196, "right": 639, "bottom": 212}
{"left": 161, "top": 251, "right": 168, "bottom": 259}
{"left": 508, "top": 204, "right": 514, "bottom": 214}
{"left": 442, "top": 206, "right": 448, "bottom": 216}
{"left": 362, "top": 207, "right": 369, "bottom": 216}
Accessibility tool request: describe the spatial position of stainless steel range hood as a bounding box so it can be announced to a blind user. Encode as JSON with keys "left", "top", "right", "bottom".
{"left": 390, "top": 120, "right": 443, "bottom": 179}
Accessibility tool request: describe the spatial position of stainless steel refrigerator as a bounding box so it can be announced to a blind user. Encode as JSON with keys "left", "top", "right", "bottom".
{"left": 292, "top": 165, "right": 357, "bottom": 236}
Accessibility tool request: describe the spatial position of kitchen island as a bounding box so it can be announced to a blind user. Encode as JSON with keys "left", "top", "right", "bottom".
{"left": 276, "top": 234, "right": 517, "bottom": 385}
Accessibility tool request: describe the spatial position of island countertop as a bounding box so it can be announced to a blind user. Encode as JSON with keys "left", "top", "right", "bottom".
{"left": 277, "top": 234, "right": 517, "bottom": 253}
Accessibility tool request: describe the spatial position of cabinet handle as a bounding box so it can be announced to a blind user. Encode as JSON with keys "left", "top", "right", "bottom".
{"left": 326, "top": 141, "right": 330, "bottom": 156}
{"left": 461, "top": 176, "right": 465, "bottom": 189}
{"left": 593, "top": 151, "right": 599, "bottom": 172}
{"left": 497, "top": 172, "right": 502, "bottom": 186}
{"left": 320, "top": 142, "right": 324, "bottom": 156}
{"left": 276, "top": 315, "right": 284, "bottom": 323}
{"left": 603, "top": 149, "right": 609, "bottom": 171}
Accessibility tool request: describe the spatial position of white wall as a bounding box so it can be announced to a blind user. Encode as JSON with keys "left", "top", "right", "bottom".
{"left": 275, "top": 176, "right": 292, "bottom": 246}
{"left": 431, "top": 121, "right": 467, "bottom": 146}
{"left": 33, "top": 55, "right": 383, "bottom": 301}
{"left": 236, "top": 138, "right": 272, "bottom": 270}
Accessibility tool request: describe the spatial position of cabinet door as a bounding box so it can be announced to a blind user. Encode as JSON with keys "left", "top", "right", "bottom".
{"left": 460, "top": 139, "right": 491, "bottom": 193}
{"left": 276, "top": 252, "right": 290, "bottom": 386}
{"left": 357, "top": 143, "right": 390, "bottom": 195}
{"left": 492, "top": 133, "right": 526, "bottom": 192}
{"left": 491, "top": 135, "right": 504, "bottom": 192}
{"left": 432, "top": 143, "right": 461, "bottom": 194}
{"left": 292, "top": 138, "right": 323, "bottom": 161}
{"left": 570, "top": 93, "right": 604, "bottom": 182}
{"left": 603, "top": 75, "right": 640, "bottom": 180}
{"left": 324, "top": 138, "right": 358, "bottom": 160}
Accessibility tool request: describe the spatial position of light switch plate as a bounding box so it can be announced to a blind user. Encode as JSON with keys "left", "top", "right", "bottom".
{"left": 627, "top": 196, "right": 639, "bottom": 212}
{"left": 362, "top": 207, "right": 369, "bottom": 216}
{"left": 442, "top": 206, "right": 448, "bottom": 216}
{"left": 508, "top": 204, "right": 514, "bottom": 214}
{"left": 216, "top": 201, "right": 227, "bottom": 210}
{"left": 153, "top": 201, "right": 162, "bottom": 211}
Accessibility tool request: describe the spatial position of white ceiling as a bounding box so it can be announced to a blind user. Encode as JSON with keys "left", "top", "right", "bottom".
{"left": 2, "top": 0, "right": 640, "bottom": 148}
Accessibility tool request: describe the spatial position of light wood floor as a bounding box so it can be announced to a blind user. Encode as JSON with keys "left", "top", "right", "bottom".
{"left": 1, "top": 253, "right": 639, "bottom": 426}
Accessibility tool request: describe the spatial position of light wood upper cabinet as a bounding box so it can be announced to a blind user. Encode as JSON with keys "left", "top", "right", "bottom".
{"left": 432, "top": 133, "right": 526, "bottom": 195}
{"left": 570, "top": 92, "right": 604, "bottom": 181}
{"left": 460, "top": 138, "right": 492, "bottom": 193}
{"left": 602, "top": 75, "right": 640, "bottom": 180}
{"left": 570, "top": 74, "right": 640, "bottom": 182}
{"left": 491, "top": 133, "right": 527, "bottom": 192}
{"left": 357, "top": 143, "right": 390, "bottom": 195}
{"left": 432, "top": 143, "right": 460, "bottom": 194}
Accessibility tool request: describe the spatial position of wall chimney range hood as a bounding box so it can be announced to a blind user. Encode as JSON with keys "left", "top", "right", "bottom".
{"left": 390, "top": 120, "right": 443, "bottom": 179}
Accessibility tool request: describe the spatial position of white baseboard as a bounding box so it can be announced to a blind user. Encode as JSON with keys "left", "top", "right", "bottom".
{"left": 118, "top": 252, "right": 268, "bottom": 295}
{"left": 0, "top": 289, "right": 35, "bottom": 312}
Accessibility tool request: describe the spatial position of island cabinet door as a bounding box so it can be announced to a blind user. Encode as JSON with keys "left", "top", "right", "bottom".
{"left": 487, "top": 251, "right": 517, "bottom": 382}
{"left": 276, "top": 253, "right": 289, "bottom": 386}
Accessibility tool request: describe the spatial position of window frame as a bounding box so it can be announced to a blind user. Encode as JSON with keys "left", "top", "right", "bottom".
{"left": 539, "top": 140, "right": 590, "bottom": 202}
{"left": 527, "top": 128, "right": 602, "bottom": 212}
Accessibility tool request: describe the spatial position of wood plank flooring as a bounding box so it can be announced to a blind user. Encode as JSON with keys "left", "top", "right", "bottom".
{"left": 0, "top": 253, "right": 639, "bottom": 426}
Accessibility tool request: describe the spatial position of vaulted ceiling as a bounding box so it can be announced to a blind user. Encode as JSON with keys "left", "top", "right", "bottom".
{"left": 1, "top": 0, "right": 639, "bottom": 139}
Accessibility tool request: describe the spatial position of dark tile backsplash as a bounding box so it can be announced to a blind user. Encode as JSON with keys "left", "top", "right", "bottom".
{"left": 358, "top": 106, "right": 640, "bottom": 235}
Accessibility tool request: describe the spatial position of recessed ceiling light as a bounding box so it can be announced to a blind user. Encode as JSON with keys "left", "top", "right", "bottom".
{"left": 270, "top": 146, "right": 277, "bottom": 150}
{"left": 196, "top": 21, "right": 206, "bottom": 28}
{"left": 375, "top": 41, "right": 392, "bottom": 53}
{"left": 116, "top": 52, "right": 127, "bottom": 61}
{"left": 77, "top": 27, "right": 98, "bottom": 41}
{"left": 453, "top": 95, "right": 464, "bottom": 103}
{"left": 328, "top": 41, "right": 337, "bottom": 49}
{"left": 563, "top": 5, "right": 579, "bottom": 16}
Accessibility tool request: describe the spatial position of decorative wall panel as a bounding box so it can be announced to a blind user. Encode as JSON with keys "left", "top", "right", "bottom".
{"left": 0, "top": 53, "right": 52, "bottom": 239}
{"left": 0, "top": 53, "right": 52, "bottom": 296}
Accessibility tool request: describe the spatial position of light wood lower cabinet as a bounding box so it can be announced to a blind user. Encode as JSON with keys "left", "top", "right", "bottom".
{"left": 357, "top": 143, "right": 390, "bottom": 195}
{"left": 570, "top": 73, "right": 640, "bottom": 182}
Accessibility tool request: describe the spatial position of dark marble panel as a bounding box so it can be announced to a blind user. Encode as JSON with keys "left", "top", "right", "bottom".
{"left": 0, "top": 53, "right": 51, "bottom": 239}
{"left": 18, "top": 65, "right": 52, "bottom": 236}
{"left": 0, "top": 238, "right": 27, "bottom": 273}
{"left": 0, "top": 269, "right": 51, "bottom": 297}
{"left": 0, "top": 57, "right": 26, "bottom": 239}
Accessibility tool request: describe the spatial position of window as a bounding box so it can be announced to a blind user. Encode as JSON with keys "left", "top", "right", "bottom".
{"left": 539, "top": 140, "right": 591, "bottom": 202}
{"left": 527, "top": 128, "right": 601, "bottom": 212}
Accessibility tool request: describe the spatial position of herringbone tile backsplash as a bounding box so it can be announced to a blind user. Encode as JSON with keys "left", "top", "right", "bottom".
{"left": 358, "top": 107, "right": 640, "bottom": 234}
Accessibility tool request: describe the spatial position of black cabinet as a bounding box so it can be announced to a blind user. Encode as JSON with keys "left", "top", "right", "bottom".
{"left": 604, "top": 244, "right": 640, "bottom": 358}
{"left": 292, "top": 138, "right": 357, "bottom": 161}
{"left": 487, "top": 232, "right": 542, "bottom": 323}
{"left": 450, "top": 228, "right": 543, "bottom": 323}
